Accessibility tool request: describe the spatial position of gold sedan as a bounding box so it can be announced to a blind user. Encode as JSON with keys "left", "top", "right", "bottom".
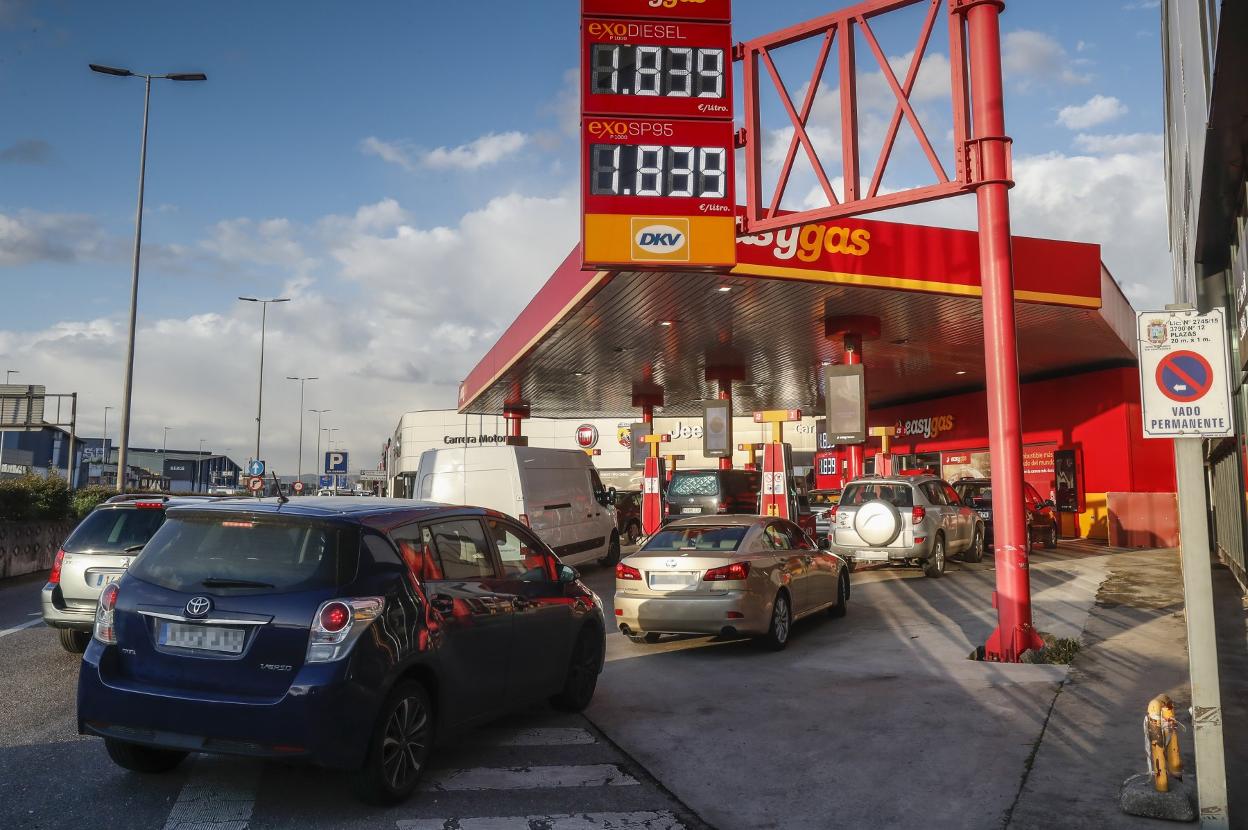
{"left": 613, "top": 515, "right": 850, "bottom": 650}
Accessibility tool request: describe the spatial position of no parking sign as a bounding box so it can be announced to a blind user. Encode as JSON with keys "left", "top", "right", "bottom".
{"left": 1137, "top": 308, "right": 1234, "bottom": 439}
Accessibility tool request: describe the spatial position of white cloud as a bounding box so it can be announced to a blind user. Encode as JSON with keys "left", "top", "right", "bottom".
{"left": 1002, "top": 30, "right": 1091, "bottom": 88}
{"left": 0, "top": 209, "right": 109, "bottom": 266}
{"left": 362, "top": 131, "right": 528, "bottom": 172}
{"left": 1056, "top": 94, "right": 1128, "bottom": 129}
{"left": 1073, "top": 132, "right": 1161, "bottom": 153}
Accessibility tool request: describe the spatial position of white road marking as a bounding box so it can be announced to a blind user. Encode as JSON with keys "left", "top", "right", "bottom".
{"left": 162, "top": 756, "right": 261, "bottom": 830}
{"left": 419, "top": 764, "right": 640, "bottom": 791}
{"left": 480, "top": 727, "right": 597, "bottom": 746}
{"left": 0, "top": 619, "right": 42, "bottom": 639}
{"left": 397, "top": 811, "right": 686, "bottom": 829}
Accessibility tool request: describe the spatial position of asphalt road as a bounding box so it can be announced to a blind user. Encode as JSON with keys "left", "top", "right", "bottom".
{"left": 0, "top": 545, "right": 1106, "bottom": 830}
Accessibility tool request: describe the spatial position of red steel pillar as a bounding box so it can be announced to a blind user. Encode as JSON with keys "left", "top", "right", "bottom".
{"left": 843, "top": 333, "right": 864, "bottom": 480}
{"left": 503, "top": 404, "right": 529, "bottom": 446}
{"left": 963, "top": 0, "right": 1043, "bottom": 662}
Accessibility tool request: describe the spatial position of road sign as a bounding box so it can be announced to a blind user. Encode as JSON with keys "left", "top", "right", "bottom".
{"left": 247, "top": 459, "right": 265, "bottom": 477}
{"left": 336, "top": 475, "right": 349, "bottom": 490}
{"left": 325, "top": 451, "right": 349, "bottom": 474}
{"left": 1138, "top": 308, "right": 1234, "bottom": 439}
{"left": 318, "top": 475, "right": 333, "bottom": 488}
{"left": 247, "top": 476, "right": 264, "bottom": 493}
{"left": 292, "top": 481, "right": 305, "bottom": 494}
{"left": 358, "top": 469, "right": 386, "bottom": 482}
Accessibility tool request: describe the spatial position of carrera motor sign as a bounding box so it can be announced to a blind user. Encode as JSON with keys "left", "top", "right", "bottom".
{"left": 581, "top": 0, "right": 735, "bottom": 270}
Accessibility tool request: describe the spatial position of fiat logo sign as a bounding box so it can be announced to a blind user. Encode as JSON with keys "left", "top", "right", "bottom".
{"left": 575, "top": 424, "right": 599, "bottom": 449}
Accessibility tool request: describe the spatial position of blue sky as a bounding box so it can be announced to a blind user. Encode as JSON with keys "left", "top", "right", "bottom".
{"left": 0, "top": 0, "right": 1169, "bottom": 471}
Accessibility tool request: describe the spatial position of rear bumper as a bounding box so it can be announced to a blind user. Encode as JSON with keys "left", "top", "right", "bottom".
{"left": 614, "top": 589, "right": 771, "bottom": 637}
{"left": 41, "top": 584, "right": 95, "bottom": 631}
{"left": 830, "top": 539, "right": 932, "bottom": 563}
{"left": 77, "top": 642, "right": 378, "bottom": 769}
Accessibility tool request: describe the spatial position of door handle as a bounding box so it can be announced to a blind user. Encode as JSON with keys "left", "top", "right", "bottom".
{"left": 430, "top": 594, "right": 454, "bottom": 615}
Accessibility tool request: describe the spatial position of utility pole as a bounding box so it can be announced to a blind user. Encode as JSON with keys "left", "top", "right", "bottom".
{"left": 238, "top": 296, "right": 290, "bottom": 464}
{"left": 310, "top": 408, "right": 331, "bottom": 484}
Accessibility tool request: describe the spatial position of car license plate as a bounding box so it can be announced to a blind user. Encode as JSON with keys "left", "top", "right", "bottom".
{"left": 92, "top": 571, "right": 123, "bottom": 588}
{"left": 679, "top": 506, "right": 702, "bottom": 514}
{"left": 854, "top": 550, "right": 890, "bottom": 562}
{"left": 159, "top": 622, "right": 245, "bottom": 654}
{"left": 977, "top": 510, "right": 991, "bottom": 519}
{"left": 648, "top": 571, "right": 700, "bottom": 590}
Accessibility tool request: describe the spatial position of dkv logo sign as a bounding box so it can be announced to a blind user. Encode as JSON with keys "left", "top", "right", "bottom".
{"left": 631, "top": 218, "right": 690, "bottom": 262}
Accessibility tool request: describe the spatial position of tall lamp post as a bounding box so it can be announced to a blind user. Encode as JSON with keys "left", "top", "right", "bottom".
{"left": 310, "top": 409, "right": 331, "bottom": 482}
{"left": 238, "top": 296, "right": 290, "bottom": 465}
{"left": 1, "top": 368, "right": 18, "bottom": 472}
{"left": 286, "top": 376, "right": 317, "bottom": 487}
{"left": 90, "top": 64, "right": 206, "bottom": 492}
{"left": 197, "top": 437, "right": 206, "bottom": 492}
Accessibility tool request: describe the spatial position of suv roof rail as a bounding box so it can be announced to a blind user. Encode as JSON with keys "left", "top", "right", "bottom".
{"left": 105, "top": 493, "right": 171, "bottom": 504}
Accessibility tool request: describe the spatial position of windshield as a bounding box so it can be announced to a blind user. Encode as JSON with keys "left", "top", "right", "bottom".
{"left": 668, "top": 472, "right": 720, "bottom": 497}
{"left": 841, "top": 483, "right": 915, "bottom": 508}
{"left": 956, "top": 483, "right": 992, "bottom": 504}
{"left": 64, "top": 507, "right": 167, "bottom": 553}
{"left": 129, "top": 515, "right": 356, "bottom": 593}
{"left": 641, "top": 525, "right": 747, "bottom": 552}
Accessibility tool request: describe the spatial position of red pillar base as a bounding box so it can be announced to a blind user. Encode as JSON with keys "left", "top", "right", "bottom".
{"left": 984, "top": 624, "right": 1046, "bottom": 662}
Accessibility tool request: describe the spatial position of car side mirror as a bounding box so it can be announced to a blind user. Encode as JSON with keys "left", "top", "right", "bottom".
{"left": 819, "top": 537, "right": 832, "bottom": 551}
{"left": 607, "top": 486, "right": 617, "bottom": 506}
{"left": 558, "top": 564, "right": 580, "bottom": 584}
{"left": 1041, "top": 499, "right": 1056, "bottom": 509}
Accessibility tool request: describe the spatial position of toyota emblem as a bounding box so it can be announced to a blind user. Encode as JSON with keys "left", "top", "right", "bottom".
{"left": 665, "top": 559, "right": 678, "bottom": 569}
{"left": 575, "top": 424, "right": 599, "bottom": 449}
{"left": 185, "top": 596, "right": 212, "bottom": 617}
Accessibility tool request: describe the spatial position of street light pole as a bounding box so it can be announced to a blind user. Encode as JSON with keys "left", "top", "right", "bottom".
{"left": 91, "top": 64, "right": 207, "bottom": 493}
{"left": 309, "top": 408, "right": 331, "bottom": 483}
{"left": 197, "top": 437, "right": 206, "bottom": 492}
{"left": 238, "top": 296, "right": 290, "bottom": 465}
{"left": 286, "top": 377, "right": 317, "bottom": 487}
{"left": 1, "top": 368, "right": 18, "bottom": 473}
{"left": 101, "top": 405, "right": 113, "bottom": 486}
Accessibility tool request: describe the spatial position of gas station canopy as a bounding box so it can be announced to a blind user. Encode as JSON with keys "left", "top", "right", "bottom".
{"left": 458, "top": 215, "right": 1137, "bottom": 419}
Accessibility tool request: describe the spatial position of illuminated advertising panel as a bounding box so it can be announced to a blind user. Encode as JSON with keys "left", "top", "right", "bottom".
{"left": 582, "top": 19, "right": 732, "bottom": 119}
{"left": 582, "top": 116, "right": 735, "bottom": 267}
{"left": 581, "top": 0, "right": 735, "bottom": 271}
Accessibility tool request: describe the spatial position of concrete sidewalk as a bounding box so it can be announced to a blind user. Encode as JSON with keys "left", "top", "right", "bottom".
{"left": 583, "top": 543, "right": 1246, "bottom": 829}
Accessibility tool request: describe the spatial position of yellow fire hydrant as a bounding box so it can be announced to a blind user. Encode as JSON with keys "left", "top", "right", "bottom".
{"left": 1144, "top": 694, "right": 1183, "bottom": 792}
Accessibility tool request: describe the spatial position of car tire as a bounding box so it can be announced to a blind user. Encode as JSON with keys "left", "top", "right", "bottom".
{"left": 1044, "top": 522, "right": 1058, "bottom": 549}
{"left": 923, "top": 535, "right": 946, "bottom": 578}
{"left": 599, "top": 533, "right": 621, "bottom": 567}
{"left": 962, "top": 525, "right": 984, "bottom": 563}
{"left": 103, "top": 738, "right": 187, "bottom": 774}
{"left": 758, "top": 590, "right": 792, "bottom": 651}
{"left": 625, "top": 521, "right": 641, "bottom": 546}
{"left": 829, "top": 572, "right": 849, "bottom": 618}
{"left": 59, "top": 628, "right": 90, "bottom": 653}
{"left": 550, "top": 627, "right": 603, "bottom": 712}
{"left": 627, "top": 632, "right": 661, "bottom": 644}
{"left": 351, "top": 681, "right": 434, "bottom": 805}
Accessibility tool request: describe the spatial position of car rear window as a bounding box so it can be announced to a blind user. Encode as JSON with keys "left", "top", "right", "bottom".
{"left": 956, "top": 483, "right": 992, "bottom": 504}
{"left": 129, "top": 515, "right": 357, "bottom": 594}
{"left": 64, "top": 507, "right": 167, "bottom": 553}
{"left": 809, "top": 492, "right": 840, "bottom": 507}
{"left": 841, "top": 483, "right": 915, "bottom": 508}
{"left": 642, "top": 525, "right": 747, "bottom": 552}
{"left": 668, "top": 472, "right": 720, "bottom": 497}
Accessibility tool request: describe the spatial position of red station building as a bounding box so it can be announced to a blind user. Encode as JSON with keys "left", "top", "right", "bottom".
{"left": 458, "top": 213, "right": 1177, "bottom": 548}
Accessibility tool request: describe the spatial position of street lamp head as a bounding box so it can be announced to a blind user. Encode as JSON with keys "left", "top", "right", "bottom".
{"left": 238, "top": 296, "right": 258, "bottom": 302}
{"left": 165, "top": 73, "right": 207, "bottom": 82}
{"left": 89, "top": 63, "right": 133, "bottom": 77}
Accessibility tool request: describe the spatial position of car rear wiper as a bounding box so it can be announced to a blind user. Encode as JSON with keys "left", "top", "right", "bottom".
{"left": 200, "top": 578, "right": 275, "bottom": 588}
{"left": 123, "top": 544, "right": 146, "bottom": 553}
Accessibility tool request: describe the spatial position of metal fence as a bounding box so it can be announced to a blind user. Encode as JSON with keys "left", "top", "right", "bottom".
{"left": 1210, "top": 439, "right": 1247, "bottom": 587}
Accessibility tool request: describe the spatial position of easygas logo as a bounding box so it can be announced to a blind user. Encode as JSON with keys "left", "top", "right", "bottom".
{"left": 647, "top": 0, "right": 708, "bottom": 8}
{"left": 894, "top": 415, "right": 955, "bottom": 440}
{"left": 631, "top": 217, "right": 690, "bottom": 261}
{"left": 586, "top": 120, "right": 674, "bottom": 142}
{"left": 739, "top": 223, "right": 872, "bottom": 261}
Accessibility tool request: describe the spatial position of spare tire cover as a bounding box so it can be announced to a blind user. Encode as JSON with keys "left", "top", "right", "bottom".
{"left": 854, "top": 499, "right": 902, "bottom": 546}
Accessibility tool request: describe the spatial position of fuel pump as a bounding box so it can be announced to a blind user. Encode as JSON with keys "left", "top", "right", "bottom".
{"left": 663, "top": 453, "right": 684, "bottom": 484}
{"left": 737, "top": 443, "right": 761, "bottom": 471}
{"left": 755, "top": 409, "right": 801, "bottom": 519}
{"left": 639, "top": 433, "right": 670, "bottom": 535}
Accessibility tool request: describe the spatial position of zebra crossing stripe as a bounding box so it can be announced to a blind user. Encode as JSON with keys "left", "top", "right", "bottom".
{"left": 419, "top": 764, "right": 640, "bottom": 791}
{"left": 397, "top": 810, "right": 686, "bottom": 829}
{"left": 480, "top": 727, "right": 597, "bottom": 746}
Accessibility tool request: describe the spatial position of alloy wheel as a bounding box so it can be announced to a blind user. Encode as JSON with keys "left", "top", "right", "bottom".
{"left": 381, "top": 695, "right": 430, "bottom": 791}
{"left": 773, "top": 594, "right": 790, "bottom": 643}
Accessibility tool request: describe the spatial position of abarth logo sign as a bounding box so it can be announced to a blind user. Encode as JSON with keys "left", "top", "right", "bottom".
{"left": 185, "top": 596, "right": 212, "bottom": 617}
{"left": 618, "top": 423, "right": 632, "bottom": 448}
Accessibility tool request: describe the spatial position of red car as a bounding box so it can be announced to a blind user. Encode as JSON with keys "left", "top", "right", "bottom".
{"left": 952, "top": 478, "right": 1058, "bottom": 550}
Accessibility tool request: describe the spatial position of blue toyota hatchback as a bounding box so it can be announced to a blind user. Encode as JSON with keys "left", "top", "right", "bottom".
{"left": 77, "top": 497, "right": 606, "bottom": 803}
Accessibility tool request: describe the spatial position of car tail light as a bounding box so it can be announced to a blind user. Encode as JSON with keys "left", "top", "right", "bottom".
{"left": 306, "top": 597, "right": 384, "bottom": 664}
{"left": 519, "top": 513, "right": 530, "bottom": 528}
{"left": 829, "top": 504, "right": 838, "bottom": 517}
{"left": 616, "top": 562, "right": 642, "bottom": 581}
{"left": 718, "top": 500, "right": 729, "bottom": 511}
{"left": 663, "top": 502, "right": 670, "bottom": 515}
{"left": 133, "top": 501, "right": 164, "bottom": 509}
{"left": 912, "top": 505, "right": 926, "bottom": 525}
{"left": 704, "top": 561, "right": 751, "bottom": 581}
{"left": 94, "top": 582, "right": 120, "bottom": 644}
{"left": 49, "top": 549, "right": 65, "bottom": 585}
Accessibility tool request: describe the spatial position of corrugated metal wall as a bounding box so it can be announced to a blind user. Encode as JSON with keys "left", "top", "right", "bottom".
{"left": 1210, "top": 440, "right": 1246, "bottom": 583}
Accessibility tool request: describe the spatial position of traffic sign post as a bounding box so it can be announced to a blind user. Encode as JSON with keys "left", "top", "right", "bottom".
{"left": 247, "top": 475, "right": 264, "bottom": 494}
{"left": 1137, "top": 305, "right": 1231, "bottom": 824}
{"left": 247, "top": 459, "right": 265, "bottom": 477}
{"left": 292, "top": 481, "right": 304, "bottom": 495}
{"left": 325, "top": 451, "right": 349, "bottom": 475}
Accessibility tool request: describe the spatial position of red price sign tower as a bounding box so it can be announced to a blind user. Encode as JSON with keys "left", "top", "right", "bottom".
{"left": 580, "top": 0, "right": 737, "bottom": 270}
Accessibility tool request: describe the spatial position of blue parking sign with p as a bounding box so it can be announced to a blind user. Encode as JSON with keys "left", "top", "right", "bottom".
{"left": 325, "top": 451, "right": 349, "bottom": 474}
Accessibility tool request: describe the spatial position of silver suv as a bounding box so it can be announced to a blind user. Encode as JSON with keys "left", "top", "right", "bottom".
{"left": 827, "top": 475, "right": 984, "bottom": 577}
{"left": 40, "top": 495, "right": 220, "bottom": 652}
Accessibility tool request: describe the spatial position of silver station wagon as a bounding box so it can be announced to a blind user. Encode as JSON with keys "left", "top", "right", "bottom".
{"left": 828, "top": 475, "right": 984, "bottom": 577}
{"left": 614, "top": 515, "right": 850, "bottom": 650}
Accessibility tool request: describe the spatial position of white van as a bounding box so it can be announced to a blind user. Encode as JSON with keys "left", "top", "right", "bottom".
{"left": 414, "top": 446, "right": 621, "bottom": 567}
